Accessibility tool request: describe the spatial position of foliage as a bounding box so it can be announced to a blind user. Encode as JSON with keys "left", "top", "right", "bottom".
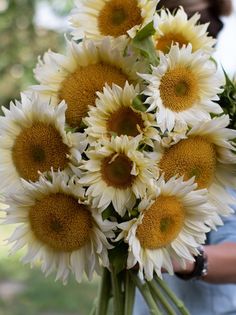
{"left": 218, "top": 70, "right": 236, "bottom": 130}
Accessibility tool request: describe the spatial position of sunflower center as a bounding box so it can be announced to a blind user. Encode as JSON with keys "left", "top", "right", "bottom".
{"left": 175, "top": 81, "right": 188, "bottom": 96}
{"left": 29, "top": 193, "right": 93, "bottom": 252}
{"left": 159, "top": 136, "right": 217, "bottom": 189}
{"left": 136, "top": 196, "right": 185, "bottom": 249}
{"left": 12, "top": 123, "right": 69, "bottom": 182}
{"left": 107, "top": 107, "right": 144, "bottom": 137}
{"left": 160, "top": 66, "right": 199, "bottom": 112}
{"left": 98, "top": 0, "right": 142, "bottom": 37}
{"left": 58, "top": 63, "right": 129, "bottom": 128}
{"left": 101, "top": 153, "right": 134, "bottom": 188}
{"left": 31, "top": 145, "right": 46, "bottom": 162}
{"left": 112, "top": 8, "right": 126, "bottom": 25}
{"left": 155, "top": 32, "right": 189, "bottom": 54}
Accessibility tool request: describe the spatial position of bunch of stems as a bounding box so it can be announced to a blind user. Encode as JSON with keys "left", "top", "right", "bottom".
{"left": 91, "top": 267, "right": 190, "bottom": 315}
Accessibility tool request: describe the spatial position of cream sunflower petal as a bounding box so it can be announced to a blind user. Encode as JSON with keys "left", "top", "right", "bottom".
{"left": 140, "top": 45, "right": 223, "bottom": 132}
{"left": 79, "top": 135, "right": 156, "bottom": 215}
{"left": 84, "top": 82, "right": 158, "bottom": 144}
{"left": 69, "top": 0, "right": 158, "bottom": 40}
{"left": 153, "top": 7, "right": 216, "bottom": 55}
{"left": 0, "top": 94, "right": 85, "bottom": 194}
{"left": 171, "top": 239, "right": 195, "bottom": 261}
{"left": 118, "top": 176, "right": 213, "bottom": 280}
{"left": 31, "top": 37, "right": 140, "bottom": 129}
{"left": 157, "top": 116, "right": 236, "bottom": 225}
{"left": 3, "top": 171, "right": 112, "bottom": 283}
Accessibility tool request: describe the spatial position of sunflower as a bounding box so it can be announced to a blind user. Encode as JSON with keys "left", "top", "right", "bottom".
{"left": 32, "top": 38, "right": 139, "bottom": 129}
{"left": 79, "top": 135, "right": 157, "bottom": 216}
{"left": 117, "top": 176, "right": 212, "bottom": 280}
{"left": 140, "top": 45, "right": 223, "bottom": 132}
{"left": 0, "top": 93, "right": 86, "bottom": 194}
{"left": 4, "top": 171, "right": 114, "bottom": 284}
{"left": 158, "top": 115, "right": 236, "bottom": 227}
{"left": 69, "top": 0, "right": 158, "bottom": 40}
{"left": 153, "top": 7, "right": 216, "bottom": 55}
{"left": 84, "top": 82, "right": 160, "bottom": 145}
{"left": 161, "top": 120, "right": 188, "bottom": 147}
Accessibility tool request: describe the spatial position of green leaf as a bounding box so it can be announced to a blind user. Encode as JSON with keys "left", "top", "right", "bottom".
{"left": 217, "top": 69, "right": 236, "bottom": 130}
{"left": 132, "top": 95, "right": 147, "bottom": 112}
{"left": 65, "top": 126, "right": 79, "bottom": 133}
{"left": 102, "top": 204, "right": 118, "bottom": 221}
{"left": 132, "top": 22, "right": 159, "bottom": 66}
{"left": 129, "top": 207, "right": 139, "bottom": 218}
{"left": 108, "top": 242, "right": 128, "bottom": 274}
{"left": 134, "top": 21, "right": 155, "bottom": 41}
{"left": 132, "top": 37, "right": 159, "bottom": 66}
{"left": 79, "top": 119, "right": 87, "bottom": 130}
{"left": 222, "top": 67, "right": 235, "bottom": 88}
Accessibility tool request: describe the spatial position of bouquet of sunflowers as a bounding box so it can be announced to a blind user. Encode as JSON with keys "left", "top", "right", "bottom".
{"left": 1, "top": 1, "right": 236, "bottom": 314}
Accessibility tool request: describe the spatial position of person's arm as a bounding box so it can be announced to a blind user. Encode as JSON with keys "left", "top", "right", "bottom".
{"left": 203, "top": 242, "right": 236, "bottom": 283}
{"left": 174, "top": 242, "right": 236, "bottom": 284}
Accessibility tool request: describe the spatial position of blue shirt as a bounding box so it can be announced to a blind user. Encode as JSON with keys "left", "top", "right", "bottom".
{"left": 134, "top": 200, "right": 236, "bottom": 315}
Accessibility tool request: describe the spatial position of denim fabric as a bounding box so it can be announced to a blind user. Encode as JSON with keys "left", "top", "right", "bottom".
{"left": 133, "top": 192, "right": 236, "bottom": 315}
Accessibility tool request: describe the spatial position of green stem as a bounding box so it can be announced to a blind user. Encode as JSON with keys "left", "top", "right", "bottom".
{"left": 124, "top": 271, "right": 136, "bottom": 315}
{"left": 95, "top": 268, "right": 111, "bottom": 315}
{"left": 130, "top": 272, "right": 163, "bottom": 315}
{"left": 110, "top": 266, "right": 124, "bottom": 315}
{"left": 155, "top": 276, "right": 190, "bottom": 315}
{"left": 148, "top": 280, "right": 176, "bottom": 315}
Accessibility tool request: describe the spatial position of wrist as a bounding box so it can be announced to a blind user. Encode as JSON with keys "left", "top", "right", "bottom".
{"left": 177, "top": 260, "right": 195, "bottom": 275}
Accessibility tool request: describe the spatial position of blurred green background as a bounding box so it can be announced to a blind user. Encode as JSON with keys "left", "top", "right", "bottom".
{"left": 0, "top": 0, "right": 73, "bottom": 107}
{"left": 0, "top": 1, "right": 98, "bottom": 314}
{"left": 0, "top": 225, "right": 98, "bottom": 315}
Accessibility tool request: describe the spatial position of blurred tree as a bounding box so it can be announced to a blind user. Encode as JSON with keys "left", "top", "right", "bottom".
{"left": 0, "top": 0, "right": 73, "bottom": 108}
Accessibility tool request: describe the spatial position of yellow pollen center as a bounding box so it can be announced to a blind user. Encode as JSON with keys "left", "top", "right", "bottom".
{"left": 29, "top": 193, "right": 93, "bottom": 252}
{"left": 58, "top": 63, "right": 129, "bottom": 128}
{"left": 136, "top": 196, "right": 185, "bottom": 249}
{"left": 155, "top": 32, "right": 189, "bottom": 54}
{"left": 12, "top": 123, "right": 69, "bottom": 182}
{"left": 101, "top": 153, "right": 134, "bottom": 188}
{"left": 98, "top": 0, "right": 142, "bottom": 37}
{"left": 159, "top": 136, "right": 217, "bottom": 189}
{"left": 107, "top": 107, "right": 144, "bottom": 137}
{"left": 160, "top": 66, "right": 200, "bottom": 112}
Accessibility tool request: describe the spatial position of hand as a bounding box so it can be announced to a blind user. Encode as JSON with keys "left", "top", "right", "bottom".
{"left": 172, "top": 259, "right": 195, "bottom": 275}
